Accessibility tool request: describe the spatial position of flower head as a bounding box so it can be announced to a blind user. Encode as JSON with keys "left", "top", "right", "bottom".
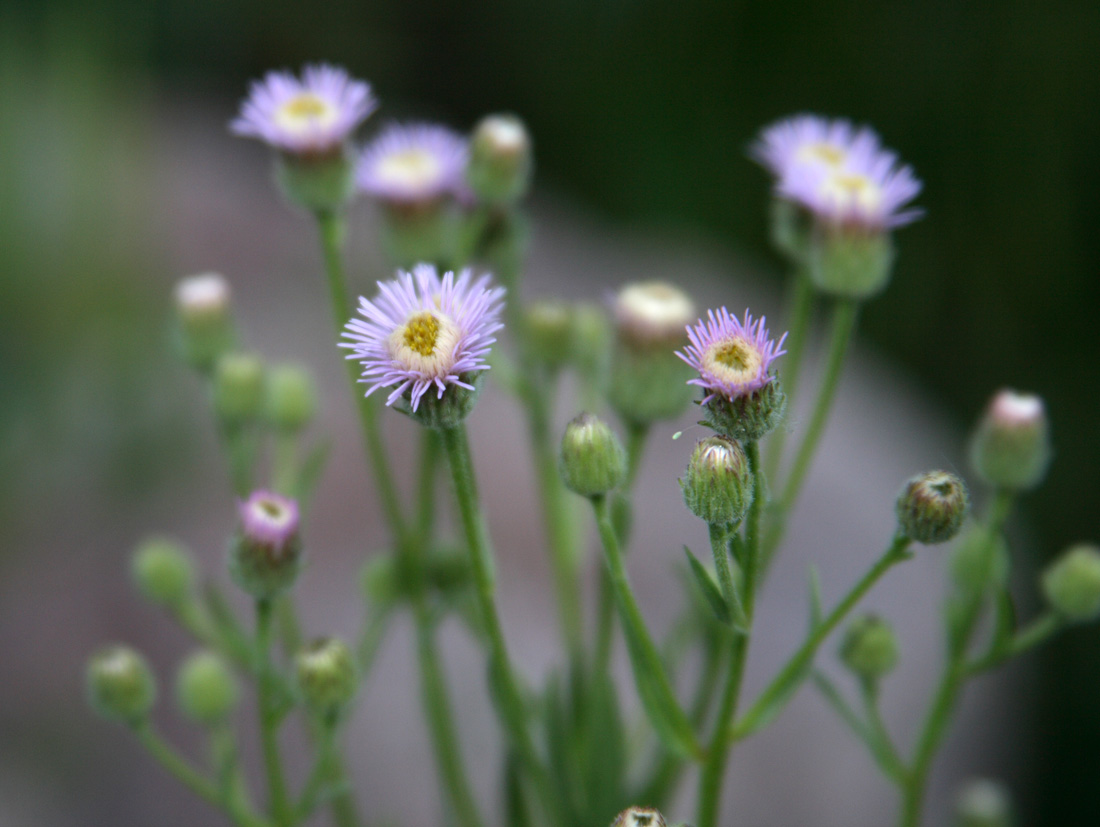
{"left": 340, "top": 264, "right": 504, "bottom": 412}
{"left": 358, "top": 123, "right": 469, "bottom": 206}
{"left": 239, "top": 491, "right": 300, "bottom": 549}
{"left": 753, "top": 114, "right": 882, "bottom": 180}
{"left": 677, "top": 308, "right": 787, "bottom": 404}
{"left": 231, "top": 64, "right": 376, "bottom": 154}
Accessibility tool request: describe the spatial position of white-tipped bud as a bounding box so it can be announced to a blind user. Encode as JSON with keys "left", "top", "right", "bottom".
{"left": 559, "top": 413, "right": 626, "bottom": 497}
{"left": 297, "top": 638, "right": 356, "bottom": 716}
{"left": 680, "top": 436, "right": 753, "bottom": 526}
{"left": 896, "top": 470, "right": 969, "bottom": 544}
{"left": 611, "top": 807, "right": 666, "bottom": 827}
{"left": 1042, "top": 544, "right": 1100, "bottom": 622}
{"left": 175, "top": 273, "right": 234, "bottom": 371}
{"left": 954, "top": 778, "right": 1014, "bottom": 827}
{"left": 87, "top": 645, "right": 156, "bottom": 724}
{"left": 969, "top": 390, "right": 1051, "bottom": 491}
{"left": 466, "top": 114, "right": 533, "bottom": 205}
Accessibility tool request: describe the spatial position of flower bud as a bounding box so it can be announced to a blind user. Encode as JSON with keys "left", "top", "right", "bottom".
{"left": 274, "top": 150, "right": 357, "bottom": 215}
{"left": 808, "top": 228, "right": 895, "bottom": 299}
{"left": 176, "top": 650, "right": 239, "bottom": 725}
{"left": 214, "top": 353, "right": 265, "bottom": 427}
{"left": 131, "top": 536, "right": 195, "bottom": 609}
{"left": 681, "top": 436, "right": 753, "bottom": 526}
{"left": 611, "top": 807, "right": 666, "bottom": 827}
{"left": 175, "top": 273, "right": 235, "bottom": 372}
{"left": 969, "top": 390, "right": 1051, "bottom": 491}
{"left": 297, "top": 638, "right": 356, "bottom": 715}
{"left": 559, "top": 413, "right": 626, "bottom": 497}
{"left": 954, "top": 779, "right": 1014, "bottom": 827}
{"left": 230, "top": 491, "right": 303, "bottom": 598}
{"left": 896, "top": 470, "right": 969, "bottom": 544}
{"left": 525, "top": 299, "right": 574, "bottom": 369}
{"left": 466, "top": 114, "right": 533, "bottom": 206}
{"left": 265, "top": 364, "right": 317, "bottom": 431}
{"left": 608, "top": 282, "right": 697, "bottom": 424}
{"left": 1041, "top": 544, "right": 1100, "bottom": 622}
{"left": 570, "top": 303, "right": 611, "bottom": 389}
{"left": 87, "top": 645, "right": 156, "bottom": 724}
{"left": 699, "top": 376, "right": 787, "bottom": 443}
{"left": 839, "top": 614, "right": 899, "bottom": 680}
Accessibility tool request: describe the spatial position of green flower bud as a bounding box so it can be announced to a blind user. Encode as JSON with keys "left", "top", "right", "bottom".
{"left": 466, "top": 114, "right": 533, "bottom": 206}
{"left": 699, "top": 376, "right": 787, "bottom": 443}
{"left": 896, "top": 470, "right": 969, "bottom": 544}
{"left": 406, "top": 371, "right": 486, "bottom": 430}
{"left": 87, "top": 645, "right": 156, "bottom": 724}
{"left": 1041, "top": 544, "right": 1100, "bottom": 622}
{"left": 570, "top": 303, "right": 611, "bottom": 388}
{"left": 611, "top": 807, "right": 666, "bottom": 827}
{"left": 379, "top": 202, "right": 460, "bottom": 270}
{"left": 176, "top": 650, "right": 239, "bottom": 725}
{"left": 361, "top": 554, "right": 399, "bottom": 605}
{"left": 681, "top": 436, "right": 753, "bottom": 526}
{"left": 559, "top": 413, "right": 626, "bottom": 497}
{"left": 297, "top": 638, "right": 356, "bottom": 715}
{"left": 131, "top": 536, "right": 195, "bottom": 608}
{"left": 525, "top": 299, "right": 574, "bottom": 369}
{"left": 949, "top": 525, "right": 1009, "bottom": 595}
{"left": 214, "top": 353, "right": 265, "bottom": 427}
{"left": 274, "top": 150, "right": 356, "bottom": 215}
{"left": 808, "top": 228, "right": 895, "bottom": 299}
{"left": 954, "top": 779, "right": 1014, "bottom": 827}
{"left": 839, "top": 614, "right": 899, "bottom": 680}
{"left": 230, "top": 491, "right": 303, "bottom": 598}
{"left": 175, "top": 273, "right": 235, "bottom": 372}
{"left": 969, "top": 390, "right": 1051, "bottom": 491}
{"left": 265, "top": 364, "right": 317, "bottom": 431}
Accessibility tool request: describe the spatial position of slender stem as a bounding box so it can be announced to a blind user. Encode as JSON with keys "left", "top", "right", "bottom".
{"left": 964, "top": 613, "right": 1062, "bottom": 676}
{"left": 255, "top": 598, "right": 293, "bottom": 827}
{"left": 439, "top": 424, "right": 563, "bottom": 825}
{"left": 764, "top": 298, "right": 859, "bottom": 567}
{"left": 294, "top": 721, "right": 337, "bottom": 823}
{"left": 272, "top": 431, "right": 298, "bottom": 496}
{"left": 860, "top": 680, "right": 906, "bottom": 785}
{"left": 135, "top": 723, "right": 270, "bottom": 827}
{"left": 735, "top": 534, "right": 911, "bottom": 741}
{"left": 765, "top": 270, "right": 814, "bottom": 483}
{"left": 624, "top": 420, "right": 650, "bottom": 489}
{"left": 315, "top": 210, "right": 406, "bottom": 537}
{"left": 708, "top": 522, "right": 736, "bottom": 621}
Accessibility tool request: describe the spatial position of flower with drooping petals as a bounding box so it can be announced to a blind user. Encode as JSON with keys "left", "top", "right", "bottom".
{"left": 357, "top": 123, "right": 469, "bottom": 206}
{"left": 677, "top": 308, "right": 787, "bottom": 404}
{"left": 340, "top": 264, "right": 505, "bottom": 413}
{"left": 231, "top": 64, "right": 376, "bottom": 154}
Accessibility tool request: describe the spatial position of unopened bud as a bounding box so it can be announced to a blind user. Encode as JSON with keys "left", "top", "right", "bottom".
{"left": 896, "top": 470, "right": 969, "bottom": 544}
{"left": 297, "top": 638, "right": 356, "bottom": 715}
{"left": 969, "top": 390, "right": 1051, "bottom": 491}
{"left": 559, "top": 413, "right": 626, "bottom": 497}
{"left": 131, "top": 536, "right": 195, "bottom": 608}
{"left": 214, "top": 353, "right": 265, "bottom": 427}
{"left": 809, "top": 227, "right": 895, "bottom": 299}
{"left": 176, "top": 651, "right": 239, "bottom": 725}
{"left": 1041, "top": 544, "right": 1100, "bottom": 622}
{"left": 266, "top": 364, "right": 317, "bottom": 431}
{"left": 839, "top": 614, "right": 899, "bottom": 680}
{"left": 87, "top": 646, "right": 156, "bottom": 724}
{"left": 466, "top": 114, "right": 533, "bottom": 206}
{"left": 681, "top": 436, "right": 753, "bottom": 526}
{"left": 611, "top": 807, "right": 666, "bottom": 827}
{"left": 954, "top": 778, "right": 1014, "bottom": 827}
{"left": 275, "top": 150, "right": 357, "bottom": 215}
{"left": 175, "top": 273, "right": 234, "bottom": 371}
{"left": 230, "top": 491, "right": 303, "bottom": 598}
{"left": 525, "top": 299, "right": 574, "bottom": 369}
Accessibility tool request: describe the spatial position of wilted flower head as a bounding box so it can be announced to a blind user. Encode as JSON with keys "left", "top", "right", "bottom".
{"left": 358, "top": 123, "right": 468, "bottom": 206}
{"left": 677, "top": 308, "right": 787, "bottom": 404}
{"left": 340, "top": 264, "right": 504, "bottom": 411}
{"left": 231, "top": 64, "right": 376, "bottom": 155}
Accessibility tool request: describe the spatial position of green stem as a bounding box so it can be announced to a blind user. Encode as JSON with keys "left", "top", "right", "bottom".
{"left": 315, "top": 210, "right": 406, "bottom": 537}
{"left": 439, "top": 423, "right": 563, "bottom": 825}
{"left": 256, "top": 598, "right": 293, "bottom": 827}
{"left": 294, "top": 721, "right": 337, "bottom": 823}
{"left": 860, "top": 680, "right": 906, "bottom": 785}
{"left": 708, "top": 522, "right": 737, "bottom": 623}
{"left": 964, "top": 613, "right": 1062, "bottom": 676}
{"left": 735, "top": 534, "right": 911, "bottom": 742}
{"left": 765, "top": 270, "right": 814, "bottom": 483}
{"left": 272, "top": 431, "right": 298, "bottom": 496}
{"left": 135, "top": 723, "right": 270, "bottom": 827}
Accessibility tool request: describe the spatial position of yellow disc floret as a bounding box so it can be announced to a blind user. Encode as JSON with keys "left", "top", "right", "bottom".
{"left": 274, "top": 93, "right": 338, "bottom": 135}
{"left": 389, "top": 310, "right": 461, "bottom": 377}
{"left": 704, "top": 337, "right": 764, "bottom": 389}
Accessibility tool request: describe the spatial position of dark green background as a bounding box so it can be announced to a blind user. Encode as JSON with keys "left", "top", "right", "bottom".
{"left": 2, "top": 1, "right": 1098, "bottom": 823}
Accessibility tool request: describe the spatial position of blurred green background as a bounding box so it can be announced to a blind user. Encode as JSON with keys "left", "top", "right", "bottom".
{"left": 2, "top": 0, "right": 1098, "bottom": 823}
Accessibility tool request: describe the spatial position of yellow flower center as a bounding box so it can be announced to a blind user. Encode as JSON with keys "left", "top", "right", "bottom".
{"left": 819, "top": 171, "right": 882, "bottom": 214}
{"left": 375, "top": 149, "right": 442, "bottom": 192}
{"left": 390, "top": 310, "right": 461, "bottom": 377}
{"left": 704, "top": 337, "right": 763, "bottom": 386}
{"left": 402, "top": 311, "right": 441, "bottom": 356}
{"left": 797, "top": 142, "right": 847, "bottom": 167}
{"left": 274, "top": 93, "right": 338, "bottom": 134}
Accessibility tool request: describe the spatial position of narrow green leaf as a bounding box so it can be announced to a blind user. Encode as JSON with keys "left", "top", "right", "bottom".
{"left": 295, "top": 437, "right": 332, "bottom": 509}
{"left": 808, "top": 564, "right": 824, "bottom": 629}
{"left": 683, "top": 546, "right": 731, "bottom": 626}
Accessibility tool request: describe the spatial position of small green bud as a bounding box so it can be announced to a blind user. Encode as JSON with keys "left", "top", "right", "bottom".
{"left": 969, "top": 390, "right": 1051, "bottom": 491}
{"left": 1041, "top": 544, "right": 1100, "bottom": 622}
{"left": 175, "top": 273, "right": 235, "bottom": 372}
{"left": 570, "top": 303, "right": 611, "bottom": 387}
{"left": 559, "top": 413, "right": 626, "bottom": 497}
{"left": 525, "top": 299, "right": 574, "bottom": 369}
{"left": 808, "top": 228, "right": 895, "bottom": 299}
{"left": 949, "top": 525, "right": 1009, "bottom": 594}
{"left": 265, "top": 364, "right": 317, "bottom": 431}
{"left": 681, "top": 436, "right": 753, "bottom": 526}
{"left": 699, "top": 376, "right": 787, "bottom": 443}
{"left": 230, "top": 491, "right": 303, "bottom": 598}
{"left": 297, "top": 638, "right": 356, "bottom": 715}
{"left": 274, "top": 150, "right": 357, "bottom": 214}
{"left": 896, "top": 470, "right": 969, "bottom": 544}
{"left": 87, "top": 645, "right": 156, "bottom": 724}
{"left": 214, "top": 353, "right": 265, "bottom": 427}
{"left": 131, "top": 536, "right": 195, "bottom": 608}
{"left": 466, "top": 114, "right": 533, "bottom": 206}
{"left": 954, "top": 779, "right": 1014, "bottom": 827}
{"left": 176, "top": 651, "right": 239, "bottom": 725}
{"left": 611, "top": 807, "right": 666, "bottom": 827}
{"left": 839, "top": 614, "right": 899, "bottom": 680}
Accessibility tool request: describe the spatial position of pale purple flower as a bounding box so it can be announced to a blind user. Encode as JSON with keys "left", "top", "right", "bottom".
{"left": 357, "top": 123, "right": 469, "bottom": 205}
{"left": 239, "top": 491, "right": 300, "bottom": 548}
{"left": 753, "top": 114, "right": 883, "bottom": 180}
{"left": 677, "top": 309, "right": 787, "bottom": 403}
{"left": 340, "top": 264, "right": 505, "bottom": 411}
{"left": 231, "top": 64, "right": 376, "bottom": 154}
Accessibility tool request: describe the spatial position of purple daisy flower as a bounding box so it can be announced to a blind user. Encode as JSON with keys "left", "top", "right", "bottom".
{"left": 357, "top": 122, "right": 469, "bottom": 206}
{"left": 340, "top": 264, "right": 505, "bottom": 411}
{"left": 239, "top": 491, "right": 300, "bottom": 549}
{"left": 752, "top": 114, "right": 883, "bottom": 180}
{"left": 231, "top": 64, "right": 376, "bottom": 154}
{"left": 676, "top": 308, "right": 788, "bottom": 403}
